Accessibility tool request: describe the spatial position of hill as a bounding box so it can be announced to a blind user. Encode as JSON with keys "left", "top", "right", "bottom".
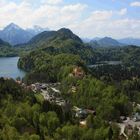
{"left": 24, "top": 28, "right": 83, "bottom": 48}
{"left": 90, "top": 37, "right": 122, "bottom": 48}
{"left": 0, "top": 38, "right": 10, "bottom": 48}
{"left": 18, "top": 28, "right": 96, "bottom": 64}
{"left": 0, "top": 38, "right": 17, "bottom": 56}
{"left": 98, "top": 37, "right": 122, "bottom": 47}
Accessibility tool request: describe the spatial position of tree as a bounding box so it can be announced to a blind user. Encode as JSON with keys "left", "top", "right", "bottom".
{"left": 86, "top": 115, "right": 94, "bottom": 128}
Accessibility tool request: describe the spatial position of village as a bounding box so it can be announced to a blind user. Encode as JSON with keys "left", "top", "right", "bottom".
{"left": 19, "top": 81, "right": 140, "bottom": 133}
{"left": 17, "top": 80, "right": 140, "bottom": 139}
{"left": 14, "top": 65, "right": 140, "bottom": 139}
{"left": 29, "top": 82, "right": 96, "bottom": 125}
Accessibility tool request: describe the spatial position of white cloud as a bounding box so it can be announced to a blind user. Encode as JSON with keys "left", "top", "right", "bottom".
{"left": 130, "top": 1, "right": 140, "bottom": 7}
{"left": 42, "top": 0, "right": 63, "bottom": 5}
{"left": 0, "top": 0, "right": 140, "bottom": 38}
{"left": 69, "top": 11, "right": 140, "bottom": 39}
{"left": 117, "top": 8, "right": 127, "bottom": 16}
{"left": 88, "top": 10, "right": 113, "bottom": 21}
{"left": 0, "top": 1, "right": 87, "bottom": 29}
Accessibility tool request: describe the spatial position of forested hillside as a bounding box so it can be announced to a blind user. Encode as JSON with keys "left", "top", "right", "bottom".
{"left": 0, "top": 38, "right": 18, "bottom": 57}
{"left": 0, "top": 75, "right": 138, "bottom": 139}
{"left": 93, "top": 45, "right": 140, "bottom": 66}
{"left": 17, "top": 28, "right": 97, "bottom": 64}
{"left": 1, "top": 27, "right": 140, "bottom": 139}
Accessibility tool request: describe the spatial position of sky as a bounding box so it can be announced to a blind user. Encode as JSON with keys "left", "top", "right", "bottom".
{"left": 0, "top": 0, "right": 140, "bottom": 39}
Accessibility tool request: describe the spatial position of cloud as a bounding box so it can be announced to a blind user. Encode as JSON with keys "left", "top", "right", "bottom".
{"left": 70, "top": 12, "right": 140, "bottom": 39}
{"left": 130, "top": 1, "right": 140, "bottom": 7}
{"left": 88, "top": 10, "right": 113, "bottom": 21}
{"left": 0, "top": 1, "right": 87, "bottom": 29}
{"left": 117, "top": 8, "right": 127, "bottom": 16}
{"left": 0, "top": 0, "right": 140, "bottom": 38}
{"left": 42, "top": 0, "right": 63, "bottom": 5}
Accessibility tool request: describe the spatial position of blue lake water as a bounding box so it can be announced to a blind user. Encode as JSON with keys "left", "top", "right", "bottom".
{"left": 88, "top": 61, "right": 122, "bottom": 68}
{"left": 0, "top": 57, "right": 26, "bottom": 79}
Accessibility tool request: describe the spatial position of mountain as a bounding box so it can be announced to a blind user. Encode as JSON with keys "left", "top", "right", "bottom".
{"left": 118, "top": 38, "right": 140, "bottom": 46}
{"left": 89, "top": 40, "right": 100, "bottom": 48}
{"left": 23, "top": 28, "right": 83, "bottom": 49}
{"left": 18, "top": 28, "right": 96, "bottom": 64}
{"left": 98, "top": 37, "right": 122, "bottom": 47}
{"left": 0, "top": 23, "right": 49, "bottom": 46}
{"left": 0, "top": 23, "right": 33, "bottom": 45}
{"left": 26, "top": 25, "right": 49, "bottom": 35}
{"left": 90, "top": 37, "right": 123, "bottom": 47}
{"left": 90, "top": 37, "right": 140, "bottom": 47}
{"left": 82, "top": 38, "right": 91, "bottom": 43}
{"left": 92, "top": 37, "right": 101, "bottom": 41}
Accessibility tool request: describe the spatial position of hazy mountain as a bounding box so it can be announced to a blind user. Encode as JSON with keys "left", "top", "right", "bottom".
{"left": 90, "top": 37, "right": 140, "bottom": 47}
{"left": 0, "top": 23, "right": 33, "bottom": 45}
{"left": 90, "top": 37, "right": 123, "bottom": 47}
{"left": 82, "top": 37, "right": 101, "bottom": 43}
{"left": 89, "top": 40, "right": 100, "bottom": 48}
{"left": 0, "top": 23, "right": 49, "bottom": 45}
{"left": 118, "top": 38, "right": 140, "bottom": 46}
{"left": 92, "top": 37, "right": 101, "bottom": 41}
{"left": 26, "top": 25, "right": 49, "bottom": 35}
{"left": 98, "top": 37, "right": 122, "bottom": 47}
{"left": 82, "top": 38, "right": 91, "bottom": 43}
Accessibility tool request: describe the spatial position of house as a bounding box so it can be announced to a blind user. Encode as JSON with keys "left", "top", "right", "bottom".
{"left": 15, "top": 80, "right": 22, "bottom": 85}
{"left": 73, "top": 106, "right": 81, "bottom": 112}
{"left": 75, "top": 109, "right": 88, "bottom": 119}
{"left": 31, "top": 83, "right": 42, "bottom": 92}
{"left": 72, "top": 66, "right": 85, "bottom": 78}
{"left": 41, "top": 84, "right": 47, "bottom": 90}
{"left": 51, "top": 87, "right": 60, "bottom": 93}
{"left": 80, "top": 120, "right": 87, "bottom": 127}
{"left": 133, "top": 113, "right": 140, "bottom": 122}
{"left": 73, "top": 106, "right": 96, "bottom": 119}
{"left": 120, "top": 116, "right": 127, "bottom": 122}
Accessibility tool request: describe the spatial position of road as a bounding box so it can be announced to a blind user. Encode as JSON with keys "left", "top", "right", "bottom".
{"left": 117, "top": 117, "right": 140, "bottom": 139}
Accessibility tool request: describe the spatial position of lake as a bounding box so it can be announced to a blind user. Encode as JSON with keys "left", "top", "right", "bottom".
{"left": 88, "top": 61, "right": 122, "bottom": 68}
{"left": 0, "top": 57, "right": 26, "bottom": 79}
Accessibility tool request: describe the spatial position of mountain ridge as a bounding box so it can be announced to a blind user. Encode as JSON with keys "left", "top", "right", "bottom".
{"left": 118, "top": 38, "right": 140, "bottom": 46}
{"left": 84, "top": 37, "right": 140, "bottom": 47}
{"left": 0, "top": 23, "right": 49, "bottom": 45}
{"left": 22, "top": 28, "right": 83, "bottom": 49}
{"left": 18, "top": 27, "right": 96, "bottom": 64}
{"left": 89, "top": 37, "right": 122, "bottom": 47}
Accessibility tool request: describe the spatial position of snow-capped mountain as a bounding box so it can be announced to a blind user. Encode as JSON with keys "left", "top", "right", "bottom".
{"left": 0, "top": 23, "right": 49, "bottom": 45}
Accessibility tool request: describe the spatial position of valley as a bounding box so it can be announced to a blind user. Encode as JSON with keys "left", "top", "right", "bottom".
{"left": 0, "top": 24, "right": 140, "bottom": 140}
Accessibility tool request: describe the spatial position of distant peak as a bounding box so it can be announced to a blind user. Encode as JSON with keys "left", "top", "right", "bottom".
{"left": 9, "top": 23, "right": 17, "bottom": 26}
{"left": 4, "top": 23, "right": 22, "bottom": 31}
{"left": 33, "top": 25, "right": 43, "bottom": 30}
{"left": 26, "top": 25, "right": 49, "bottom": 34}
{"left": 57, "top": 28, "right": 82, "bottom": 43}
{"left": 102, "top": 37, "right": 113, "bottom": 40}
{"left": 58, "top": 28, "right": 73, "bottom": 34}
